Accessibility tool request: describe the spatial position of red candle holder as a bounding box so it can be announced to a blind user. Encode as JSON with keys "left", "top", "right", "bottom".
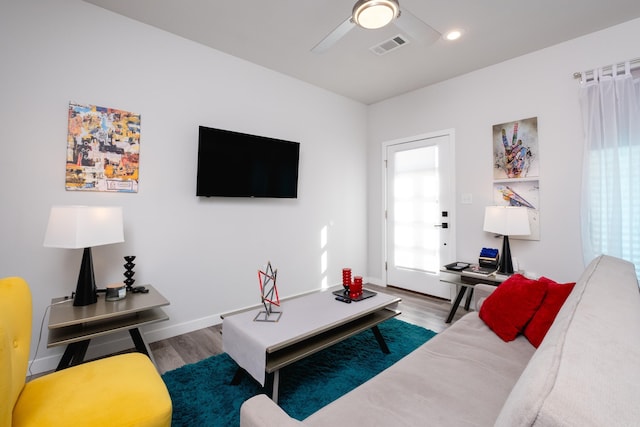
{"left": 350, "top": 276, "right": 363, "bottom": 299}
{"left": 342, "top": 268, "right": 352, "bottom": 291}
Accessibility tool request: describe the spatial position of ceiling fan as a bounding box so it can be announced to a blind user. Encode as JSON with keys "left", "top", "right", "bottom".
{"left": 312, "top": 0, "right": 441, "bottom": 53}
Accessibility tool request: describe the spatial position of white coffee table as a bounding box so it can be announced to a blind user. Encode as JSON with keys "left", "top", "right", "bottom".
{"left": 222, "top": 286, "right": 401, "bottom": 402}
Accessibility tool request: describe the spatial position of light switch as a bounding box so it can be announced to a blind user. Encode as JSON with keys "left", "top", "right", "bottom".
{"left": 461, "top": 193, "right": 473, "bottom": 204}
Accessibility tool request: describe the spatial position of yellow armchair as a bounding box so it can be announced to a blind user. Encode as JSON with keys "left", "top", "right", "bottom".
{"left": 1, "top": 277, "right": 172, "bottom": 427}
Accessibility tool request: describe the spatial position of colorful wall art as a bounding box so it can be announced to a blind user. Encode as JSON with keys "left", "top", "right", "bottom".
{"left": 492, "top": 117, "right": 539, "bottom": 180}
{"left": 66, "top": 102, "right": 141, "bottom": 192}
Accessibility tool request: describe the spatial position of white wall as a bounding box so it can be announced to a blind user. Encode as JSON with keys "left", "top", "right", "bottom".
{"left": 0, "top": 0, "right": 368, "bottom": 372}
{"left": 367, "top": 18, "right": 640, "bottom": 285}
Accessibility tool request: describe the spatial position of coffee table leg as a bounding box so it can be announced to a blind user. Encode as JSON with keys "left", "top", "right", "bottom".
{"left": 230, "top": 367, "right": 244, "bottom": 385}
{"left": 371, "top": 325, "right": 390, "bottom": 354}
{"left": 262, "top": 371, "right": 280, "bottom": 403}
{"left": 272, "top": 370, "right": 280, "bottom": 404}
{"left": 262, "top": 372, "right": 277, "bottom": 403}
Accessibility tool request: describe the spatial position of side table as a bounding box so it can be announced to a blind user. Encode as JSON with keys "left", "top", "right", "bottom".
{"left": 440, "top": 267, "right": 511, "bottom": 323}
{"left": 47, "top": 284, "right": 169, "bottom": 370}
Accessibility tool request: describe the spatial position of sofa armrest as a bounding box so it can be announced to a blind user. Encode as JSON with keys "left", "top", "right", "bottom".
{"left": 474, "top": 284, "right": 497, "bottom": 311}
{"left": 240, "top": 394, "right": 305, "bottom": 427}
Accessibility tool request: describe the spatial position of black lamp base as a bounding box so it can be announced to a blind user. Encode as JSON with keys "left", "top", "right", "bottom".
{"left": 74, "top": 247, "right": 98, "bottom": 306}
{"left": 498, "top": 235, "right": 515, "bottom": 275}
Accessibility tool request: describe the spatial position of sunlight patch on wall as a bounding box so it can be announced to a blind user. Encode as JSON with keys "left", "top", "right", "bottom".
{"left": 320, "top": 225, "right": 328, "bottom": 289}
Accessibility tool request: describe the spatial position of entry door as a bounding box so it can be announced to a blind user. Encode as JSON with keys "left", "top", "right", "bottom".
{"left": 385, "top": 132, "right": 454, "bottom": 299}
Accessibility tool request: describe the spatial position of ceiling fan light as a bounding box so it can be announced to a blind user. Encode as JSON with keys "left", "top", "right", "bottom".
{"left": 352, "top": 0, "right": 400, "bottom": 30}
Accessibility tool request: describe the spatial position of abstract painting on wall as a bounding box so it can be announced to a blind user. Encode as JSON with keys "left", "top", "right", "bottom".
{"left": 492, "top": 117, "right": 539, "bottom": 180}
{"left": 66, "top": 102, "right": 140, "bottom": 192}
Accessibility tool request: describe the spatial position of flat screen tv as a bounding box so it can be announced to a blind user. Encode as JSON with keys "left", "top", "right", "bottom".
{"left": 196, "top": 125, "right": 300, "bottom": 198}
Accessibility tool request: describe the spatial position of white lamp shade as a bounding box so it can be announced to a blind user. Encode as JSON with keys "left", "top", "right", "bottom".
{"left": 43, "top": 205, "right": 124, "bottom": 249}
{"left": 483, "top": 206, "right": 531, "bottom": 236}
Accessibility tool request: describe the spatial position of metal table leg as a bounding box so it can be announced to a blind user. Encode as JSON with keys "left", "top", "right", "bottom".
{"left": 446, "top": 286, "right": 467, "bottom": 323}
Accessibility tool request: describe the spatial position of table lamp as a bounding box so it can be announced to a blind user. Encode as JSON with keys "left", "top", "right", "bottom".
{"left": 483, "top": 206, "right": 531, "bottom": 274}
{"left": 44, "top": 205, "right": 124, "bottom": 306}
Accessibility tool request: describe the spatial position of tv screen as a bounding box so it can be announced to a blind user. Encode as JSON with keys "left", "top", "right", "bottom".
{"left": 196, "top": 126, "right": 300, "bottom": 198}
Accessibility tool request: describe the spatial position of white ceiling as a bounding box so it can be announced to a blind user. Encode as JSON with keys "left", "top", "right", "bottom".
{"left": 83, "top": 0, "right": 640, "bottom": 104}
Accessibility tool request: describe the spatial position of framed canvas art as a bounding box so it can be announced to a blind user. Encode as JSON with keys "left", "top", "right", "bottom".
{"left": 66, "top": 102, "right": 141, "bottom": 192}
{"left": 492, "top": 117, "right": 539, "bottom": 180}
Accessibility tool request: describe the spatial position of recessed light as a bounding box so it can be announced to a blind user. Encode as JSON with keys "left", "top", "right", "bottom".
{"left": 444, "top": 29, "right": 463, "bottom": 41}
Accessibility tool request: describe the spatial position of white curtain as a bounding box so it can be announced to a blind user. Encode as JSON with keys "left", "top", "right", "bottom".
{"left": 579, "top": 62, "right": 640, "bottom": 277}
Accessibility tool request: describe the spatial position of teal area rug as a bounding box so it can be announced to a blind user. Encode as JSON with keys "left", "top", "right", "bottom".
{"left": 162, "top": 318, "right": 436, "bottom": 427}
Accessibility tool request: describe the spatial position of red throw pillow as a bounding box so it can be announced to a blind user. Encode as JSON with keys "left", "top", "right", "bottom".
{"left": 524, "top": 277, "right": 576, "bottom": 347}
{"left": 479, "top": 274, "right": 548, "bottom": 342}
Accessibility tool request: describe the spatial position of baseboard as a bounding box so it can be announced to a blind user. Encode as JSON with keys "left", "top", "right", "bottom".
{"left": 365, "top": 276, "right": 385, "bottom": 286}
{"left": 143, "top": 313, "right": 223, "bottom": 343}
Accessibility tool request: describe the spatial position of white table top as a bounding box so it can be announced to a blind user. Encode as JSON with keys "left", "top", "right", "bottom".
{"left": 222, "top": 286, "right": 400, "bottom": 385}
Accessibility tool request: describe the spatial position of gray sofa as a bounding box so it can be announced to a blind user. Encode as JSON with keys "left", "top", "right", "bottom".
{"left": 240, "top": 255, "right": 640, "bottom": 426}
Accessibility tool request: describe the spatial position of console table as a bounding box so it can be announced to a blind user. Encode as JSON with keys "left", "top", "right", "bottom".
{"left": 47, "top": 285, "right": 169, "bottom": 371}
{"left": 440, "top": 267, "right": 510, "bottom": 323}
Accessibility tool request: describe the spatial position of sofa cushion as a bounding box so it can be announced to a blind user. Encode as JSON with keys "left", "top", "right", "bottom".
{"left": 523, "top": 277, "right": 575, "bottom": 347}
{"left": 304, "top": 313, "right": 535, "bottom": 427}
{"left": 479, "top": 274, "right": 548, "bottom": 341}
{"left": 13, "top": 353, "right": 172, "bottom": 426}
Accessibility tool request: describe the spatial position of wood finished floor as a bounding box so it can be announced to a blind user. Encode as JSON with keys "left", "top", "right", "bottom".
{"left": 149, "top": 284, "right": 467, "bottom": 374}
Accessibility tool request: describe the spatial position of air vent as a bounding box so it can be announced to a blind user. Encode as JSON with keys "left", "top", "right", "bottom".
{"left": 370, "top": 34, "right": 409, "bottom": 56}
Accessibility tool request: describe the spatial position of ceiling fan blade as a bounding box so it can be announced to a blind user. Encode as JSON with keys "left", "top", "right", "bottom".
{"left": 311, "top": 17, "right": 355, "bottom": 53}
{"left": 394, "top": 7, "right": 441, "bottom": 44}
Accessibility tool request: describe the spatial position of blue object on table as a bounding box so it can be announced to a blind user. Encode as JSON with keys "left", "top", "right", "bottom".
{"left": 480, "top": 248, "right": 499, "bottom": 258}
{"left": 479, "top": 248, "right": 499, "bottom": 269}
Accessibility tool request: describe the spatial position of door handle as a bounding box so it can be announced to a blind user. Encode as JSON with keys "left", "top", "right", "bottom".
{"left": 434, "top": 223, "right": 449, "bottom": 228}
